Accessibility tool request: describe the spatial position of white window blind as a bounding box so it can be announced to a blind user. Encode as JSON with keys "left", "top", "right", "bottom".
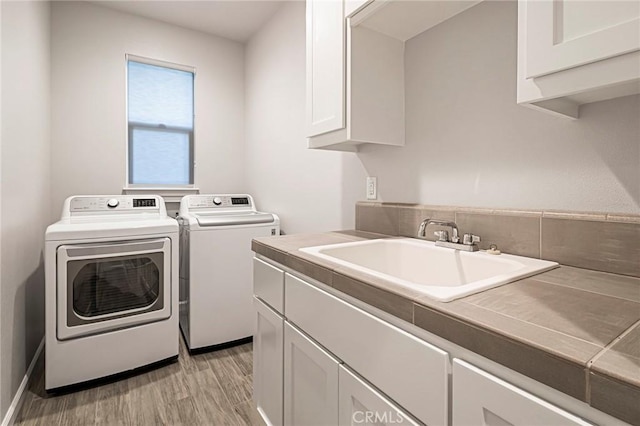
{"left": 127, "top": 58, "right": 194, "bottom": 186}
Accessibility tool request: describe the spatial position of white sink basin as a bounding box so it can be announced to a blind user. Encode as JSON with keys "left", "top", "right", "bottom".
{"left": 299, "top": 238, "right": 558, "bottom": 302}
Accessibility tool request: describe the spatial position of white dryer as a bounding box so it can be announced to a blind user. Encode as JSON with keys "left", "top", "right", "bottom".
{"left": 45, "top": 195, "right": 178, "bottom": 391}
{"left": 178, "top": 194, "right": 279, "bottom": 352}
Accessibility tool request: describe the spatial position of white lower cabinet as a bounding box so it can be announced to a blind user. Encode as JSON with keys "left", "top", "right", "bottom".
{"left": 253, "top": 257, "right": 285, "bottom": 313}
{"left": 338, "top": 365, "right": 419, "bottom": 426}
{"left": 452, "top": 359, "right": 593, "bottom": 426}
{"left": 284, "top": 322, "right": 340, "bottom": 426}
{"left": 253, "top": 256, "right": 614, "bottom": 426}
{"left": 285, "top": 272, "right": 448, "bottom": 425}
{"left": 253, "top": 297, "right": 284, "bottom": 426}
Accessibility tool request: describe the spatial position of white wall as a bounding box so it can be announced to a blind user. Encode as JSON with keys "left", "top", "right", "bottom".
{"left": 244, "top": 1, "right": 366, "bottom": 234}
{"left": 247, "top": 0, "right": 638, "bottom": 226}
{"left": 358, "top": 1, "right": 639, "bottom": 214}
{"left": 50, "top": 1, "right": 246, "bottom": 218}
{"left": 0, "top": 0, "right": 50, "bottom": 418}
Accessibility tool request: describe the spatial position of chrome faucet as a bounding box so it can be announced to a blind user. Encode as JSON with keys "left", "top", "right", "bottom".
{"left": 417, "top": 218, "right": 480, "bottom": 252}
{"left": 418, "top": 219, "right": 460, "bottom": 242}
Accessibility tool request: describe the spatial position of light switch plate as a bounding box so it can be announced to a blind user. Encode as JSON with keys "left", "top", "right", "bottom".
{"left": 366, "top": 177, "right": 377, "bottom": 200}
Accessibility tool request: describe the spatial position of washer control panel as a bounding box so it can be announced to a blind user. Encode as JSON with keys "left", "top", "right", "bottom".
{"left": 187, "top": 195, "right": 253, "bottom": 209}
{"left": 70, "top": 196, "right": 159, "bottom": 212}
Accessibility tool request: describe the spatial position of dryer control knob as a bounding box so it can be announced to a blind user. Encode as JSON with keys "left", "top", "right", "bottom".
{"left": 107, "top": 198, "right": 119, "bottom": 208}
{"left": 213, "top": 197, "right": 222, "bottom": 206}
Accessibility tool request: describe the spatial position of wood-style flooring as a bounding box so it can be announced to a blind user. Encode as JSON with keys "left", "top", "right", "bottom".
{"left": 15, "top": 338, "right": 263, "bottom": 425}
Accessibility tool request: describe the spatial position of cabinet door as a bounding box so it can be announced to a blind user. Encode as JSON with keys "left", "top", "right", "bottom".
{"left": 338, "top": 365, "right": 420, "bottom": 426}
{"left": 284, "top": 322, "right": 340, "bottom": 426}
{"left": 285, "top": 273, "right": 449, "bottom": 426}
{"left": 523, "top": 0, "right": 640, "bottom": 78}
{"left": 306, "top": 0, "right": 346, "bottom": 137}
{"left": 453, "top": 359, "right": 593, "bottom": 426}
{"left": 344, "top": 0, "right": 369, "bottom": 18}
{"left": 253, "top": 297, "right": 284, "bottom": 426}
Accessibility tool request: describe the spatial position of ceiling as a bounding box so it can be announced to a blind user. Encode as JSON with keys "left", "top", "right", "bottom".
{"left": 90, "top": 0, "right": 286, "bottom": 42}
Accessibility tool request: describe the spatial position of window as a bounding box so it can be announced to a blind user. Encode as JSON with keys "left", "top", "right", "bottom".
{"left": 127, "top": 56, "right": 194, "bottom": 186}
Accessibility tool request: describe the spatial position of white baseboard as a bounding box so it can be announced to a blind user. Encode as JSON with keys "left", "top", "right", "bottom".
{"left": 1, "top": 338, "right": 44, "bottom": 426}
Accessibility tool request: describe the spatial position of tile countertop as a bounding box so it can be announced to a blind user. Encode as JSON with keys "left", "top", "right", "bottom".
{"left": 252, "top": 231, "right": 640, "bottom": 425}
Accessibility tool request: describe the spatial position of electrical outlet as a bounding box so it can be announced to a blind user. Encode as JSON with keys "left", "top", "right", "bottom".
{"left": 366, "top": 177, "right": 377, "bottom": 200}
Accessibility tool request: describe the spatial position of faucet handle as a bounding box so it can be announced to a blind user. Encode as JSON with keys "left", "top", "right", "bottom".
{"left": 463, "top": 233, "right": 481, "bottom": 245}
{"left": 434, "top": 230, "right": 449, "bottom": 242}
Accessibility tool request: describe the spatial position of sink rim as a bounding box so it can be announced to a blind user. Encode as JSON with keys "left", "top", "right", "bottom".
{"left": 299, "top": 238, "right": 559, "bottom": 302}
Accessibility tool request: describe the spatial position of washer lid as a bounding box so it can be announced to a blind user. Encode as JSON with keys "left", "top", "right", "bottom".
{"left": 194, "top": 211, "right": 275, "bottom": 227}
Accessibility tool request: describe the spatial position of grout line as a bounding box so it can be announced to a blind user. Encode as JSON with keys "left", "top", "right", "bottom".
{"left": 357, "top": 202, "right": 640, "bottom": 224}
{"left": 584, "top": 318, "right": 640, "bottom": 404}
{"left": 587, "top": 318, "right": 640, "bottom": 369}
{"left": 539, "top": 216, "right": 543, "bottom": 259}
{"left": 529, "top": 275, "right": 640, "bottom": 303}
{"left": 585, "top": 368, "right": 591, "bottom": 404}
{"left": 457, "top": 300, "right": 608, "bottom": 351}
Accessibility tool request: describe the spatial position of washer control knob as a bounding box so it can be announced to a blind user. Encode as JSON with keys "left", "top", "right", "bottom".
{"left": 107, "top": 198, "right": 119, "bottom": 208}
{"left": 213, "top": 197, "right": 222, "bottom": 206}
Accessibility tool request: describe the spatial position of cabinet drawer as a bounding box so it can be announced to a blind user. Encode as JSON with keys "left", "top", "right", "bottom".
{"left": 285, "top": 273, "right": 449, "bottom": 426}
{"left": 253, "top": 257, "right": 284, "bottom": 314}
{"left": 453, "top": 359, "right": 593, "bottom": 426}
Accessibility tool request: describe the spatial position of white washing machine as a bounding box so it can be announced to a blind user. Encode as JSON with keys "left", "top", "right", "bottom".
{"left": 178, "top": 194, "right": 279, "bottom": 352}
{"left": 45, "top": 195, "right": 179, "bottom": 391}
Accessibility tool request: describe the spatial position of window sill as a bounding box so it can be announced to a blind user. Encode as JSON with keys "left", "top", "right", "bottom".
{"left": 122, "top": 187, "right": 200, "bottom": 203}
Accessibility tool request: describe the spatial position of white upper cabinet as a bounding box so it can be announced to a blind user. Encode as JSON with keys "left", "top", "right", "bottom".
{"left": 306, "top": 0, "right": 483, "bottom": 151}
{"left": 518, "top": 0, "right": 640, "bottom": 118}
{"left": 344, "top": 0, "right": 371, "bottom": 18}
{"left": 524, "top": 1, "right": 640, "bottom": 78}
{"left": 306, "top": 0, "right": 405, "bottom": 151}
{"left": 306, "top": 0, "right": 638, "bottom": 131}
{"left": 306, "top": 0, "right": 346, "bottom": 138}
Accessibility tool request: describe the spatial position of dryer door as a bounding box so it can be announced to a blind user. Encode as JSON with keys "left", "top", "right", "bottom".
{"left": 57, "top": 238, "right": 172, "bottom": 340}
